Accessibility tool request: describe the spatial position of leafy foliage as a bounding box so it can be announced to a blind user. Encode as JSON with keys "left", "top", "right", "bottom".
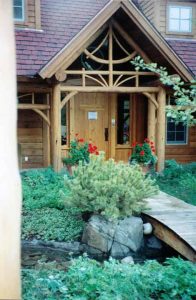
{"left": 22, "top": 167, "right": 69, "bottom": 210}
{"left": 131, "top": 56, "right": 196, "bottom": 126}
{"left": 22, "top": 256, "right": 196, "bottom": 300}
{"left": 156, "top": 160, "right": 196, "bottom": 205}
{"left": 21, "top": 168, "right": 84, "bottom": 242}
{"left": 130, "top": 138, "right": 157, "bottom": 166}
{"left": 22, "top": 207, "right": 84, "bottom": 242}
{"left": 62, "top": 137, "right": 98, "bottom": 166}
{"left": 64, "top": 154, "right": 159, "bottom": 219}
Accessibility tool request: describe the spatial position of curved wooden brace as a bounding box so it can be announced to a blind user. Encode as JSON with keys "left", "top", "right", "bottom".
{"left": 32, "top": 108, "right": 50, "bottom": 126}
{"left": 114, "top": 74, "right": 123, "bottom": 86}
{"left": 97, "top": 74, "right": 109, "bottom": 87}
{"left": 115, "top": 75, "right": 136, "bottom": 87}
{"left": 143, "top": 92, "right": 158, "bottom": 109}
{"left": 90, "top": 31, "right": 109, "bottom": 55}
{"left": 113, "top": 31, "right": 130, "bottom": 56}
{"left": 85, "top": 74, "right": 107, "bottom": 87}
{"left": 113, "top": 51, "right": 137, "bottom": 64}
{"left": 18, "top": 93, "right": 33, "bottom": 99}
{"left": 61, "top": 91, "right": 78, "bottom": 109}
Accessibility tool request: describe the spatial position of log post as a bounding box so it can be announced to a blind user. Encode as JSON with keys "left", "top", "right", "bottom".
{"left": 0, "top": 1, "right": 21, "bottom": 299}
{"left": 147, "top": 97, "right": 156, "bottom": 143}
{"left": 51, "top": 84, "right": 61, "bottom": 171}
{"left": 156, "top": 87, "right": 166, "bottom": 172}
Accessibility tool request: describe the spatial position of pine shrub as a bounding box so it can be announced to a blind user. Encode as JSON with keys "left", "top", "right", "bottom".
{"left": 64, "top": 154, "right": 159, "bottom": 219}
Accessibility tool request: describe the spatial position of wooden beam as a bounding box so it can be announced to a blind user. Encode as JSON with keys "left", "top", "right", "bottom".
{"left": 0, "top": 1, "right": 21, "bottom": 299}
{"left": 32, "top": 109, "right": 50, "bottom": 126}
{"left": 112, "top": 20, "right": 150, "bottom": 63}
{"left": 61, "top": 91, "right": 78, "bottom": 110}
{"left": 156, "top": 87, "right": 166, "bottom": 172}
{"left": 143, "top": 92, "right": 158, "bottom": 109}
{"left": 18, "top": 104, "right": 50, "bottom": 110}
{"left": 109, "top": 93, "right": 116, "bottom": 159}
{"left": 60, "top": 86, "right": 160, "bottom": 93}
{"left": 43, "top": 94, "right": 51, "bottom": 167}
{"left": 51, "top": 84, "right": 61, "bottom": 172}
{"left": 147, "top": 96, "right": 156, "bottom": 143}
{"left": 35, "top": 0, "right": 41, "bottom": 30}
{"left": 109, "top": 24, "right": 113, "bottom": 86}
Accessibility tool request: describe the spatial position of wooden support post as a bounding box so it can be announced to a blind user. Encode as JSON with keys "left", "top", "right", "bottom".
{"left": 51, "top": 84, "right": 61, "bottom": 172}
{"left": 156, "top": 88, "right": 166, "bottom": 172}
{"left": 109, "top": 25, "right": 113, "bottom": 87}
{"left": 43, "top": 93, "right": 51, "bottom": 167}
{"left": 0, "top": 1, "right": 21, "bottom": 299}
{"left": 147, "top": 97, "right": 156, "bottom": 143}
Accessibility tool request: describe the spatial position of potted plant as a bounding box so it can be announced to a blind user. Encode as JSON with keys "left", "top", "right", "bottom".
{"left": 129, "top": 138, "right": 157, "bottom": 173}
{"left": 62, "top": 135, "right": 99, "bottom": 174}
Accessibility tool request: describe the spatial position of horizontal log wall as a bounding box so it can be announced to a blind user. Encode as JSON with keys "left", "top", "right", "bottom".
{"left": 17, "top": 110, "right": 43, "bottom": 168}
{"left": 166, "top": 126, "right": 196, "bottom": 163}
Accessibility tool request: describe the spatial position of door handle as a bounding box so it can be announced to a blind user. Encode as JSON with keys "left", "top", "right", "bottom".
{"left": 105, "top": 128, "right": 109, "bottom": 141}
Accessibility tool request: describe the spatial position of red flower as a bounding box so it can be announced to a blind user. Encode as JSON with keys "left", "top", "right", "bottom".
{"left": 139, "top": 144, "right": 143, "bottom": 147}
{"left": 144, "top": 138, "right": 150, "bottom": 143}
{"left": 150, "top": 141, "right": 154, "bottom": 145}
{"left": 75, "top": 133, "right": 79, "bottom": 137}
{"left": 152, "top": 149, "right": 156, "bottom": 153}
{"left": 95, "top": 151, "right": 99, "bottom": 155}
{"left": 78, "top": 138, "right": 84, "bottom": 143}
{"left": 132, "top": 141, "right": 137, "bottom": 147}
{"left": 140, "top": 150, "right": 145, "bottom": 156}
{"left": 128, "top": 151, "right": 131, "bottom": 157}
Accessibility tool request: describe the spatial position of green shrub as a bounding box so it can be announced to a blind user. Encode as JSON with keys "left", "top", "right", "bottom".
{"left": 64, "top": 154, "right": 159, "bottom": 219}
{"left": 21, "top": 168, "right": 70, "bottom": 210}
{"left": 22, "top": 207, "right": 84, "bottom": 242}
{"left": 22, "top": 257, "right": 196, "bottom": 300}
{"left": 156, "top": 160, "right": 196, "bottom": 205}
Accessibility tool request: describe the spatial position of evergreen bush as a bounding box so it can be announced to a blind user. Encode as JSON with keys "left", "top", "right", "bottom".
{"left": 64, "top": 154, "right": 159, "bottom": 219}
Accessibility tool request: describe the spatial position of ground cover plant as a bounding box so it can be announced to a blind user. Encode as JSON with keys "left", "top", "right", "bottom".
{"left": 64, "top": 154, "right": 159, "bottom": 219}
{"left": 155, "top": 160, "right": 196, "bottom": 206}
{"left": 21, "top": 168, "right": 84, "bottom": 242}
{"left": 22, "top": 256, "right": 196, "bottom": 300}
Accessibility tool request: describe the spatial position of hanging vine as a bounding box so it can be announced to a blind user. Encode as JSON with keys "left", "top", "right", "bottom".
{"left": 131, "top": 56, "right": 196, "bottom": 126}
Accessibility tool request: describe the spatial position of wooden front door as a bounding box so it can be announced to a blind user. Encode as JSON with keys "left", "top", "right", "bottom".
{"left": 72, "top": 93, "right": 109, "bottom": 158}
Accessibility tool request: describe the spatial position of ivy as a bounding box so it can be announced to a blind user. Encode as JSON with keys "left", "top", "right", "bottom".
{"left": 131, "top": 56, "right": 196, "bottom": 126}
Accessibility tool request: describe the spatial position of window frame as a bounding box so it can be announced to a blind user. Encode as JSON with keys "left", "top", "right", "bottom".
{"left": 13, "top": 0, "right": 27, "bottom": 24}
{"left": 166, "top": 116, "right": 188, "bottom": 146}
{"left": 167, "top": 4, "right": 193, "bottom": 35}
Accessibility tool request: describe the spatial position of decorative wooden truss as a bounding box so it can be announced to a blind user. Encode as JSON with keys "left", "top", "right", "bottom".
{"left": 56, "top": 21, "right": 158, "bottom": 91}
{"left": 17, "top": 93, "right": 50, "bottom": 126}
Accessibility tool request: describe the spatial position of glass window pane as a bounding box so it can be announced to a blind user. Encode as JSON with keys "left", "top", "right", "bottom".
{"left": 176, "top": 132, "right": 185, "bottom": 142}
{"left": 181, "top": 8, "right": 191, "bottom": 19}
{"left": 117, "top": 95, "right": 130, "bottom": 145}
{"left": 180, "top": 19, "right": 191, "bottom": 32}
{"left": 176, "top": 122, "right": 184, "bottom": 131}
{"left": 167, "top": 132, "right": 175, "bottom": 142}
{"left": 14, "top": 7, "right": 23, "bottom": 20}
{"left": 169, "top": 19, "right": 180, "bottom": 31}
{"left": 167, "top": 121, "right": 175, "bottom": 131}
{"left": 170, "top": 7, "right": 180, "bottom": 19}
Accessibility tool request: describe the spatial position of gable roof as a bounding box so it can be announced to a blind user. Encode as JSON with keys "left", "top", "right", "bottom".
{"left": 15, "top": 0, "right": 195, "bottom": 80}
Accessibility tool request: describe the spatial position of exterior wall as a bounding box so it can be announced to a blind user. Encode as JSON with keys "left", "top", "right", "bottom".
{"left": 17, "top": 110, "right": 44, "bottom": 169}
{"left": 15, "top": 0, "right": 41, "bottom": 29}
{"left": 166, "top": 126, "right": 196, "bottom": 163}
{"left": 138, "top": 0, "right": 196, "bottom": 39}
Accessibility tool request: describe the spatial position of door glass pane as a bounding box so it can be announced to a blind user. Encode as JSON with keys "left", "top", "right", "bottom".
{"left": 61, "top": 106, "right": 67, "bottom": 145}
{"left": 117, "top": 94, "right": 130, "bottom": 145}
{"left": 14, "top": 0, "right": 23, "bottom": 6}
{"left": 14, "top": 7, "right": 23, "bottom": 20}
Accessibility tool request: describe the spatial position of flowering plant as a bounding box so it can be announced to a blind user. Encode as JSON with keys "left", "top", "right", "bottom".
{"left": 62, "top": 135, "right": 99, "bottom": 166}
{"left": 129, "top": 138, "right": 157, "bottom": 166}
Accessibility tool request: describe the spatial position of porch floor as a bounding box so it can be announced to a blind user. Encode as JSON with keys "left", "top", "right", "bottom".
{"left": 143, "top": 191, "right": 196, "bottom": 262}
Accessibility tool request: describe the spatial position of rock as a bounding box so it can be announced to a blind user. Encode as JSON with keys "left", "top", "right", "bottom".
{"left": 82, "top": 215, "right": 116, "bottom": 253}
{"left": 146, "top": 236, "right": 162, "bottom": 250}
{"left": 121, "top": 256, "right": 134, "bottom": 265}
{"left": 143, "top": 223, "right": 153, "bottom": 235}
{"left": 110, "top": 242, "right": 130, "bottom": 258}
{"left": 82, "top": 244, "right": 104, "bottom": 257}
{"left": 113, "top": 217, "right": 143, "bottom": 252}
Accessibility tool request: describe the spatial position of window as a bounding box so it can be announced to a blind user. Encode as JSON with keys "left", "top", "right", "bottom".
{"left": 13, "top": 0, "right": 25, "bottom": 21}
{"left": 117, "top": 95, "right": 130, "bottom": 145}
{"left": 168, "top": 5, "right": 192, "bottom": 33}
{"left": 166, "top": 118, "right": 188, "bottom": 145}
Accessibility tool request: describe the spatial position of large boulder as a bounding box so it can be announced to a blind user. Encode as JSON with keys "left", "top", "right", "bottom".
{"left": 82, "top": 214, "right": 116, "bottom": 253}
{"left": 82, "top": 214, "right": 144, "bottom": 258}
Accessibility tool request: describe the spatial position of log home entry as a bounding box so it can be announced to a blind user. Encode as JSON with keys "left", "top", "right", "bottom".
{"left": 15, "top": 0, "right": 196, "bottom": 172}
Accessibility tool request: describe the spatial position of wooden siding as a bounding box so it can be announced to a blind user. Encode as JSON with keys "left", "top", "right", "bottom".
{"left": 15, "top": 0, "right": 41, "bottom": 29}
{"left": 166, "top": 126, "right": 196, "bottom": 163}
{"left": 17, "top": 110, "right": 44, "bottom": 168}
{"left": 139, "top": 0, "right": 196, "bottom": 39}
